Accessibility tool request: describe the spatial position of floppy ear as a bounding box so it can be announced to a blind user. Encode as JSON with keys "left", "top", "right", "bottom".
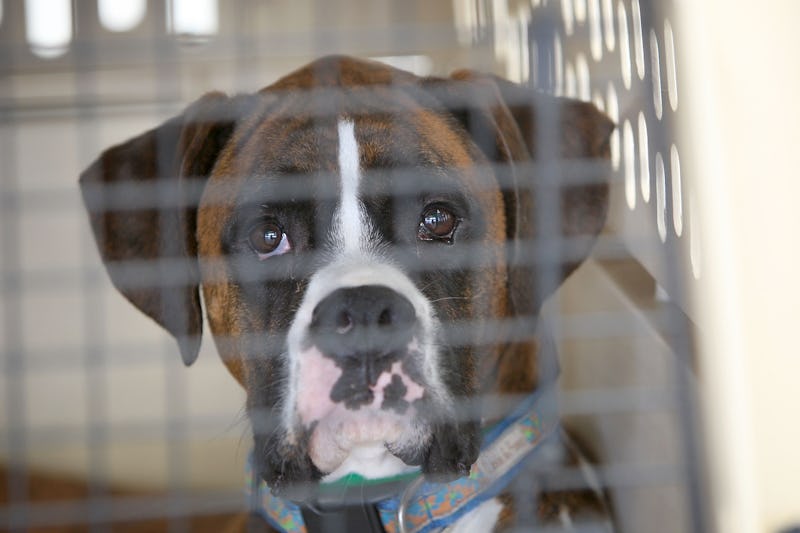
{"left": 427, "top": 71, "right": 614, "bottom": 316}
{"left": 79, "top": 92, "right": 249, "bottom": 365}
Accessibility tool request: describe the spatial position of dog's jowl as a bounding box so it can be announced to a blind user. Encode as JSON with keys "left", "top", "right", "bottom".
{"left": 80, "top": 56, "right": 615, "bottom": 532}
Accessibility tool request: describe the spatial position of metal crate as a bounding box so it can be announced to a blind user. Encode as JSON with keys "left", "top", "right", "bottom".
{"left": 2, "top": 1, "right": 798, "bottom": 532}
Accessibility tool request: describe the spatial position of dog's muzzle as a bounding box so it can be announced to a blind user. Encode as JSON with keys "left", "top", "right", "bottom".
{"left": 261, "top": 259, "right": 479, "bottom": 489}
{"left": 291, "top": 281, "right": 433, "bottom": 476}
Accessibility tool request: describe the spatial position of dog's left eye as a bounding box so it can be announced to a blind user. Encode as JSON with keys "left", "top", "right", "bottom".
{"left": 248, "top": 221, "right": 291, "bottom": 259}
{"left": 418, "top": 205, "right": 459, "bottom": 243}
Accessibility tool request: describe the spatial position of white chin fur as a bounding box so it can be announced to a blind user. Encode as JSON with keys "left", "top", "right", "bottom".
{"left": 322, "top": 443, "right": 419, "bottom": 483}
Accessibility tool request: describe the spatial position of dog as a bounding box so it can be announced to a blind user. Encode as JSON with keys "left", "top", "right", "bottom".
{"left": 80, "top": 55, "right": 614, "bottom": 532}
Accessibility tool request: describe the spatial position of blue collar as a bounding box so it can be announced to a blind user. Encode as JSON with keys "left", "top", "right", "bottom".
{"left": 245, "top": 389, "right": 558, "bottom": 533}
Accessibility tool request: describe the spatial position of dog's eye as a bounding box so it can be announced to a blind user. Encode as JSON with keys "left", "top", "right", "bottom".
{"left": 248, "top": 221, "right": 291, "bottom": 259}
{"left": 418, "top": 205, "right": 458, "bottom": 243}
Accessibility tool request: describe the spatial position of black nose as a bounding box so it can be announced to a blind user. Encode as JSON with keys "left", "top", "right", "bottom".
{"left": 309, "top": 285, "right": 416, "bottom": 385}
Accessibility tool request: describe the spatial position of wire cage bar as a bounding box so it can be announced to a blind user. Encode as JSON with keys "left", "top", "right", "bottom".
{"left": 7, "top": 0, "right": 796, "bottom": 532}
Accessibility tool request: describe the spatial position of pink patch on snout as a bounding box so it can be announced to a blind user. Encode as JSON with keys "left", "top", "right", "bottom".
{"left": 296, "top": 347, "right": 342, "bottom": 426}
{"left": 296, "top": 341, "right": 429, "bottom": 474}
{"left": 372, "top": 361, "right": 425, "bottom": 406}
{"left": 296, "top": 349, "right": 425, "bottom": 426}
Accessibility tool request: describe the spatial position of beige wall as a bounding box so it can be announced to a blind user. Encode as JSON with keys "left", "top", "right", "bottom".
{"left": 676, "top": 1, "right": 800, "bottom": 532}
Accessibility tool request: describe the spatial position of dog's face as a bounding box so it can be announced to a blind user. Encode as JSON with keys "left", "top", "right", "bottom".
{"left": 80, "top": 56, "right": 612, "bottom": 497}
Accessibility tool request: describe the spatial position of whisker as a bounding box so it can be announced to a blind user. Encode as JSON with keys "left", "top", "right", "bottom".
{"left": 429, "top": 296, "right": 472, "bottom": 303}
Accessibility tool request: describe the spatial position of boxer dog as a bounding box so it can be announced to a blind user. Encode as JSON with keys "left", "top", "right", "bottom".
{"left": 80, "top": 56, "right": 613, "bottom": 532}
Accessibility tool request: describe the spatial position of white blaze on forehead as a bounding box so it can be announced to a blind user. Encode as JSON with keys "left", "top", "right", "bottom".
{"left": 336, "top": 119, "right": 365, "bottom": 253}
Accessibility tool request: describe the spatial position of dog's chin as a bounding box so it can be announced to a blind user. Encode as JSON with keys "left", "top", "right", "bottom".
{"left": 255, "top": 402, "right": 481, "bottom": 497}
{"left": 307, "top": 404, "right": 430, "bottom": 477}
{"left": 256, "top": 419, "right": 480, "bottom": 501}
{"left": 304, "top": 403, "right": 482, "bottom": 485}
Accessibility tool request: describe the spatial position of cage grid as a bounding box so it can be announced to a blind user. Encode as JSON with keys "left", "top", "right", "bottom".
{"left": 0, "top": 0, "right": 712, "bottom": 532}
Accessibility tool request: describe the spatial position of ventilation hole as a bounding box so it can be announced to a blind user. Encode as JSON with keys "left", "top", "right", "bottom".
{"left": 554, "top": 34, "right": 564, "bottom": 95}
{"left": 605, "top": 83, "right": 620, "bottom": 122}
{"left": 638, "top": 112, "right": 650, "bottom": 202}
{"left": 524, "top": 18, "right": 532, "bottom": 83}
{"left": 623, "top": 120, "right": 636, "bottom": 209}
{"left": 513, "top": 12, "right": 531, "bottom": 84}
{"left": 689, "top": 199, "right": 701, "bottom": 279}
{"left": 99, "top": 0, "right": 146, "bottom": 32}
{"left": 607, "top": 83, "right": 620, "bottom": 170}
{"left": 602, "top": 0, "right": 615, "bottom": 51}
{"left": 25, "top": 0, "right": 72, "bottom": 58}
{"left": 574, "top": 0, "right": 587, "bottom": 24}
{"left": 609, "top": 127, "right": 620, "bottom": 172}
{"left": 589, "top": 0, "right": 603, "bottom": 60}
{"left": 0, "top": 2, "right": 3, "bottom": 25}
{"left": 655, "top": 151, "right": 667, "bottom": 241}
{"left": 593, "top": 91, "right": 605, "bottom": 112}
{"left": 631, "top": 0, "right": 645, "bottom": 79}
{"left": 167, "top": 0, "right": 219, "bottom": 36}
{"left": 650, "top": 29, "right": 663, "bottom": 120}
{"left": 565, "top": 61, "right": 577, "bottom": 97}
{"left": 664, "top": 19, "right": 679, "bottom": 111}
{"left": 618, "top": 1, "right": 632, "bottom": 89}
{"left": 671, "top": 144, "right": 683, "bottom": 236}
{"left": 562, "top": 0, "right": 575, "bottom": 35}
{"left": 576, "top": 53, "right": 591, "bottom": 101}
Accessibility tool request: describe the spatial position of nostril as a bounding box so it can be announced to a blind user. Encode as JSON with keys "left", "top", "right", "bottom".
{"left": 378, "top": 308, "right": 393, "bottom": 326}
{"left": 335, "top": 310, "right": 353, "bottom": 334}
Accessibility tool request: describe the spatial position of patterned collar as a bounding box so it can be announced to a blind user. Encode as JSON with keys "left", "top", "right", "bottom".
{"left": 245, "top": 389, "right": 558, "bottom": 533}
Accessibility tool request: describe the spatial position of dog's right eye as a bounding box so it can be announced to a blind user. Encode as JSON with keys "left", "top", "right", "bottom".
{"left": 418, "top": 205, "right": 459, "bottom": 243}
{"left": 248, "top": 221, "right": 291, "bottom": 259}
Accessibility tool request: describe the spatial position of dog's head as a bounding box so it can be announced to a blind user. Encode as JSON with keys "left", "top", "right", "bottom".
{"left": 80, "top": 56, "right": 612, "bottom": 496}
